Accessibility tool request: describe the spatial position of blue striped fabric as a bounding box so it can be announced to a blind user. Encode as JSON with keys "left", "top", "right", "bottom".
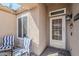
{"left": 3, "top": 35, "right": 7, "bottom": 49}
{"left": 6, "top": 35, "right": 14, "bottom": 48}
{"left": 0, "top": 35, "right": 7, "bottom": 50}
{"left": 13, "top": 37, "right": 32, "bottom": 56}
{"left": 0, "top": 35, "right": 14, "bottom": 51}
{"left": 6, "top": 35, "right": 10, "bottom": 48}
{"left": 3, "top": 35, "right": 7, "bottom": 47}
{"left": 21, "top": 37, "right": 32, "bottom": 54}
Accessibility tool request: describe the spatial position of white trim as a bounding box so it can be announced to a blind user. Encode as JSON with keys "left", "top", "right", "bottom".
{"left": 50, "top": 15, "right": 66, "bottom": 49}
{"left": 17, "top": 17, "right": 23, "bottom": 39}
{"left": 21, "top": 18, "right": 23, "bottom": 38}
{"left": 49, "top": 8, "right": 66, "bottom": 17}
{"left": 17, "top": 12, "right": 29, "bottom": 39}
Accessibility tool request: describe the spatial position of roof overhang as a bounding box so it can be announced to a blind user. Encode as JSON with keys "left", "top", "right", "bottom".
{"left": 0, "top": 3, "right": 38, "bottom": 15}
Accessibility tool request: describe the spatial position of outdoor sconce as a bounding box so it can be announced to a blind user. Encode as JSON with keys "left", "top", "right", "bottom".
{"left": 74, "top": 13, "right": 79, "bottom": 21}
{"left": 66, "top": 14, "right": 72, "bottom": 21}
{"left": 69, "top": 23, "right": 73, "bottom": 29}
{"left": 69, "top": 23, "right": 73, "bottom": 36}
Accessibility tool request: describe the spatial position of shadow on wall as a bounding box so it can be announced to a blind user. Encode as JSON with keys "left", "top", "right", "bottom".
{"left": 26, "top": 8, "right": 40, "bottom": 55}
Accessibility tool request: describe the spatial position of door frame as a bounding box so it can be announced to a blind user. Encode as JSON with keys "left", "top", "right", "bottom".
{"left": 50, "top": 15, "right": 66, "bottom": 49}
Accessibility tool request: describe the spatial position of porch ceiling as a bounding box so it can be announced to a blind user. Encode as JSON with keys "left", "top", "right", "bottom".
{"left": 0, "top": 3, "right": 38, "bottom": 15}
{"left": 0, "top": 3, "right": 71, "bottom": 15}
{"left": 0, "top": 4, "right": 16, "bottom": 15}
{"left": 15, "top": 3, "right": 38, "bottom": 15}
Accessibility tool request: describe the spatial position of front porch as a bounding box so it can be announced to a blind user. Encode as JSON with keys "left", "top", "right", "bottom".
{"left": 0, "top": 3, "right": 79, "bottom": 56}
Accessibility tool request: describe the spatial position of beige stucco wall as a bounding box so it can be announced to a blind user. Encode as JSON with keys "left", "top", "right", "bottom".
{"left": 28, "top": 6, "right": 40, "bottom": 55}
{"left": 28, "top": 4, "right": 47, "bottom": 55}
{"left": 46, "top": 3, "right": 71, "bottom": 14}
{"left": 0, "top": 10, "right": 16, "bottom": 45}
{"left": 38, "top": 4, "right": 47, "bottom": 55}
{"left": 69, "top": 3, "right": 79, "bottom": 56}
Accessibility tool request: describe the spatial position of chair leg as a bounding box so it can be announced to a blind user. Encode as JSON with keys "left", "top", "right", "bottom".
{"left": 25, "top": 53, "right": 28, "bottom": 56}
{"left": 27, "top": 52, "right": 31, "bottom": 56}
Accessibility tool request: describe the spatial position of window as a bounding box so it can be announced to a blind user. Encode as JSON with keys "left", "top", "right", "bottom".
{"left": 17, "top": 16, "right": 27, "bottom": 38}
{"left": 18, "top": 18, "right": 22, "bottom": 37}
{"left": 49, "top": 8, "right": 66, "bottom": 17}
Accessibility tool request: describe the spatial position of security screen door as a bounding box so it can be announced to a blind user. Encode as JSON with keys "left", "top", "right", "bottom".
{"left": 50, "top": 15, "right": 66, "bottom": 49}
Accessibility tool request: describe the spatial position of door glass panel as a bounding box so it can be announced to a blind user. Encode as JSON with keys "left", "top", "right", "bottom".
{"left": 18, "top": 18, "right": 22, "bottom": 37}
{"left": 18, "top": 16, "right": 27, "bottom": 38}
{"left": 52, "top": 19, "right": 62, "bottom": 40}
{"left": 23, "top": 16, "right": 27, "bottom": 37}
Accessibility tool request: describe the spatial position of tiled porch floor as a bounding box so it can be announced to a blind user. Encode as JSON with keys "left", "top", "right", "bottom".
{"left": 31, "top": 47, "right": 71, "bottom": 56}
{"left": 0, "top": 47, "right": 71, "bottom": 56}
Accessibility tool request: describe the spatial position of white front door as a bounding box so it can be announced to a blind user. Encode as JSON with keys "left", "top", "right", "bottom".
{"left": 50, "top": 15, "right": 66, "bottom": 49}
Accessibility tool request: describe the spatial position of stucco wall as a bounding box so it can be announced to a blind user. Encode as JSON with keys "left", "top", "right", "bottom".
{"left": 0, "top": 10, "right": 16, "bottom": 45}
{"left": 28, "top": 4, "right": 47, "bottom": 55}
{"left": 70, "top": 3, "right": 79, "bottom": 56}
{"left": 46, "top": 3, "right": 71, "bottom": 14}
{"left": 28, "top": 6, "right": 40, "bottom": 55}
{"left": 38, "top": 4, "right": 47, "bottom": 55}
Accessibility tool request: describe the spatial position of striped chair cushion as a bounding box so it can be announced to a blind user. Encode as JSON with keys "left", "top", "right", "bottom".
{"left": 13, "top": 37, "right": 32, "bottom": 56}
{"left": 6, "top": 35, "right": 14, "bottom": 48}
{"left": 22, "top": 37, "right": 32, "bottom": 54}
{"left": 6, "top": 36, "right": 10, "bottom": 48}
{"left": 11, "top": 35, "right": 14, "bottom": 47}
{"left": 3, "top": 35, "right": 7, "bottom": 47}
{"left": 0, "top": 35, "right": 14, "bottom": 51}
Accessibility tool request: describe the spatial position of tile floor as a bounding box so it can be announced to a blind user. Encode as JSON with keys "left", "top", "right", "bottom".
{"left": 31, "top": 47, "right": 71, "bottom": 56}
{"left": 0, "top": 47, "right": 71, "bottom": 56}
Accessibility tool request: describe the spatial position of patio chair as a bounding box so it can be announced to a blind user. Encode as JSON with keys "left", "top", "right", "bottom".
{"left": 13, "top": 37, "right": 32, "bottom": 56}
{"left": 0, "top": 35, "right": 32, "bottom": 56}
{"left": 0, "top": 35, "right": 14, "bottom": 51}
